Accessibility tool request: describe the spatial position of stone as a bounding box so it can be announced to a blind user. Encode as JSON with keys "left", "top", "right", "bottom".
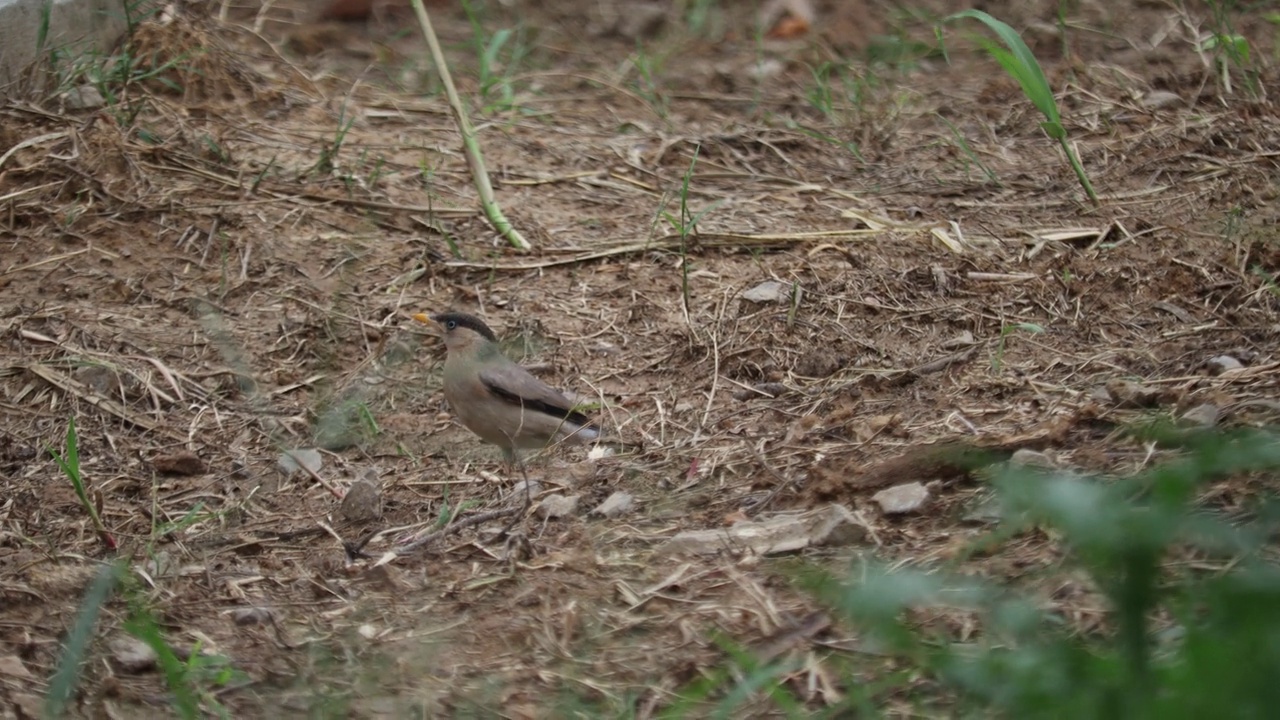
{"left": 109, "top": 635, "right": 157, "bottom": 673}
{"left": 537, "top": 494, "right": 581, "bottom": 519}
{"left": 151, "top": 450, "right": 206, "bottom": 476}
{"left": 340, "top": 478, "right": 382, "bottom": 522}
{"left": 872, "top": 482, "right": 930, "bottom": 515}
{"left": 1180, "top": 403, "right": 1220, "bottom": 428}
{"left": 740, "top": 280, "right": 791, "bottom": 303}
{"left": 1207, "top": 355, "right": 1243, "bottom": 375}
{"left": 1009, "top": 449, "right": 1055, "bottom": 469}
{"left": 591, "top": 491, "right": 635, "bottom": 518}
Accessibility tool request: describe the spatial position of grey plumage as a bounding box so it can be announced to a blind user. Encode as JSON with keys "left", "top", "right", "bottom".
{"left": 419, "top": 311, "right": 601, "bottom": 460}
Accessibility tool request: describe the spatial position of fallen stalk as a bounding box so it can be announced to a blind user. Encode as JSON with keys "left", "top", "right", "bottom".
{"left": 408, "top": 0, "right": 530, "bottom": 249}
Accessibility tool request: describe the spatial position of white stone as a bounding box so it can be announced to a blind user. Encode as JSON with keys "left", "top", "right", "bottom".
{"left": 872, "top": 482, "right": 930, "bottom": 515}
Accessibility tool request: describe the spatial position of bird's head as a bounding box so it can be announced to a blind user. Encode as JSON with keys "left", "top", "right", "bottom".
{"left": 413, "top": 311, "right": 498, "bottom": 353}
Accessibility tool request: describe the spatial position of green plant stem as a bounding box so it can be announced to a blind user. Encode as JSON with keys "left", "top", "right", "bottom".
{"left": 1058, "top": 136, "right": 1097, "bottom": 203}
{"left": 51, "top": 416, "right": 115, "bottom": 549}
{"left": 941, "top": 10, "right": 1100, "bottom": 206}
{"left": 409, "top": 0, "right": 530, "bottom": 250}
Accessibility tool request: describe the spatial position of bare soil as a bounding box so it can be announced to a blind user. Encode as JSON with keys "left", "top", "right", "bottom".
{"left": 2, "top": 0, "right": 1279, "bottom": 716}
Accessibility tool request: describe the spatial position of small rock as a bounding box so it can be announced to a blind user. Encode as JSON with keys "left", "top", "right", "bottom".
{"left": 62, "top": 83, "right": 105, "bottom": 110}
{"left": 508, "top": 479, "right": 543, "bottom": 501}
{"left": 537, "top": 493, "right": 581, "bottom": 519}
{"left": 151, "top": 450, "right": 207, "bottom": 476}
{"left": 278, "top": 448, "right": 323, "bottom": 476}
{"left": 872, "top": 482, "right": 930, "bottom": 515}
{"left": 1087, "top": 385, "right": 1113, "bottom": 403}
{"left": 587, "top": 445, "right": 619, "bottom": 461}
{"left": 75, "top": 365, "right": 119, "bottom": 395}
{"left": 1009, "top": 449, "right": 1055, "bottom": 469}
{"left": 109, "top": 635, "right": 158, "bottom": 673}
{"left": 747, "top": 58, "right": 785, "bottom": 80}
{"left": 1207, "top": 355, "right": 1244, "bottom": 375}
{"left": 1141, "top": 90, "right": 1182, "bottom": 109}
{"left": 143, "top": 551, "right": 175, "bottom": 578}
{"left": 740, "top": 280, "right": 791, "bottom": 304}
{"left": 357, "top": 624, "right": 378, "bottom": 640}
{"left": 231, "top": 607, "right": 274, "bottom": 626}
{"left": 340, "top": 479, "right": 381, "bottom": 521}
{"left": 1180, "top": 403, "right": 1220, "bottom": 427}
{"left": 591, "top": 491, "right": 634, "bottom": 518}
{"left": 0, "top": 655, "right": 34, "bottom": 680}
{"left": 10, "top": 693, "right": 41, "bottom": 719}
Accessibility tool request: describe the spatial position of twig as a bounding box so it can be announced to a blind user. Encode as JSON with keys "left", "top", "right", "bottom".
{"left": 395, "top": 505, "right": 523, "bottom": 555}
{"left": 26, "top": 362, "right": 177, "bottom": 438}
{"left": 0, "top": 131, "right": 68, "bottom": 172}
{"left": 408, "top": 0, "right": 530, "bottom": 250}
{"left": 442, "top": 229, "right": 885, "bottom": 271}
{"left": 281, "top": 449, "right": 345, "bottom": 500}
{"left": 911, "top": 347, "right": 978, "bottom": 376}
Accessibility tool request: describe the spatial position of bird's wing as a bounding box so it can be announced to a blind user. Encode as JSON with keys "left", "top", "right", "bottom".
{"left": 478, "top": 363, "right": 596, "bottom": 429}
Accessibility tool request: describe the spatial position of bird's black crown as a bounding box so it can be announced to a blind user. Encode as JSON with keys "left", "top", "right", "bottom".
{"left": 431, "top": 312, "right": 498, "bottom": 342}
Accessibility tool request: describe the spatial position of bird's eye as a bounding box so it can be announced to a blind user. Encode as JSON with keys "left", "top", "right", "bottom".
{"left": 446, "top": 320, "right": 457, "bottom": 330}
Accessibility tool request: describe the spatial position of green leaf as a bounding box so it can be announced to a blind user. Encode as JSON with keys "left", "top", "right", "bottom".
{"left": 1041, "top": 121, "right": 1066, "bottom": 140}
{"left": 45, "top": 563, "right": 121, "bottom": 717}
{"left": 125, "top": 611, "right": 201, "bottom": 719}
{"left": 948, "top": 10, "right": 1059, "bottom": 118}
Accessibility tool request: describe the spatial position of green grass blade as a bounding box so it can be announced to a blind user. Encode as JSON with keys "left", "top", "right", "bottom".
{"left": 948, "top": 10, "right": 1059, "bottom": 124}
{"left": 941, "top": 9, "right": 1097, "bottom": 204}
{"left": 63, "top": 415, "right": 80, "bottom": 481}
{"left": 45, "top": 563, "right": 121, "bottom": 717}
{"left": 37, "top": 0, "right": 52, "bottom": 53}
{"left": 124, "top": 611, "right": 201, "bottom": 719}
{"left": 49, "top": 416, "right": 113, "bottom": 547}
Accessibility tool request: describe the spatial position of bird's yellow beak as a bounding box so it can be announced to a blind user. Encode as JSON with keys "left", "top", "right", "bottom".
{"left": 412, "top": 312, "right": 444, "bottom": 337}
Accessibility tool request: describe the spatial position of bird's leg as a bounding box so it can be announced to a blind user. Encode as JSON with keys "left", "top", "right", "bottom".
{"left": 515, "top": 452, "right": 533, "bottom": 513}
{"left": 494, "top": 448, "right": 533, "bottom": 540}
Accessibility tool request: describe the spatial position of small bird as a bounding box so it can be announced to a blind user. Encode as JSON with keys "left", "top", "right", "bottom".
{"left": 414, "top": 311, "right": 602, "bottom": 463}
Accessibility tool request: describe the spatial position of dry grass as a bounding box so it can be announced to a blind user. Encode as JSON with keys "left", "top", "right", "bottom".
{"left": 2, "top": 0, "right": 1279, "bottom": 715}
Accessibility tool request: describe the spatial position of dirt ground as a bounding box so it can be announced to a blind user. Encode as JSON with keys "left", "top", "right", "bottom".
{"left": 2, "top": 0, "right": 1279, "bottom": 716}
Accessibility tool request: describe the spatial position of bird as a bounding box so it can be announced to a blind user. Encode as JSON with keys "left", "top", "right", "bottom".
{"left": 413, "top": 311, "right": 603, "bottom": 464}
